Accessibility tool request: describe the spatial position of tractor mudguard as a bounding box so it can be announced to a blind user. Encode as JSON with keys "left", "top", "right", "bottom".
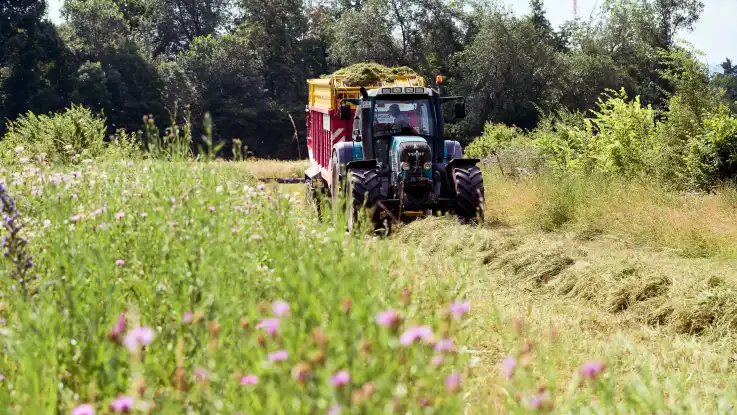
{"left": 346, "top": 159, "right": 379, "bottom": 171}
{"left": 445, "top": 158, "right": 480, "bottom": 182}
{"left": 332, "top": 142, "right": 364, "bottom": 177}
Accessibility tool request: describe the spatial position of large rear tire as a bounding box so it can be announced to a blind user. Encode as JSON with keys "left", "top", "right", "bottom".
{"left": 346, "top": 168, "right": 383, "bottom": 234}
{"left": 452, "top": 165, "right": 484, "bottom": 223}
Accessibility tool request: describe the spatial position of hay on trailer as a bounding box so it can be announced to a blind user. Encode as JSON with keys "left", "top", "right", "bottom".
{"left": 324, "top": 63, "right": 418, "bottom": 86}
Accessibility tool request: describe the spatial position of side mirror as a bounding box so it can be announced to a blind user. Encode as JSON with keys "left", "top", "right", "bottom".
{"left": 454, "top": 101, "right": 466, "bottom": 119}
{"left": 340, "top": 104, "right": 351, "bottom": 121}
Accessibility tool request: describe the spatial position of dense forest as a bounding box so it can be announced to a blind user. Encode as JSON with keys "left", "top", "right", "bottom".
{"left": 1, "top": 0, "right": 736, "bottom": 160}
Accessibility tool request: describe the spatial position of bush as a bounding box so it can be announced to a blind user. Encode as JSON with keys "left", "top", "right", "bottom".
{"left": 685, "top": 105, "right": 737, "bottom": 189}
{"left": 1, "top": 105, "right": 108, "bottom": 166}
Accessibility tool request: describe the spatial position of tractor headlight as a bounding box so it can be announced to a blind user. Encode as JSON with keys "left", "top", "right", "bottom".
{"left": 423, "top": 162, "right": 432, "bottom": 170}
{"left": 401, "top": 162, "right": 410, "bottom": 171}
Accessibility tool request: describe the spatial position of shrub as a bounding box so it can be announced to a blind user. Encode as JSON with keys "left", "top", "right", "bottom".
{"left": 0, "top": 105, "right": 107, "bottom": 166}
{"left": 685, "top": 105, "right": 737, "bottom": 189}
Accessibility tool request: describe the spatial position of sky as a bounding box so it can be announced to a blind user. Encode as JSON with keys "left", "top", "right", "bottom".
{"left": 45, "top": 0, "right": 737, "bottom": 71}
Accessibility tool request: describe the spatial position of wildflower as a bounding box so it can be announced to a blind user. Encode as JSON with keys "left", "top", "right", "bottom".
{"left": 330, "top": 370, "right": 350, "bottom": 387}
{"left": 209, "top": 206, "right": 216, "bottom": 213}
{"left": 115, "top": 259, "right": 125, "bottom": 266}
{"left": 70, "top": 214, "right": 82, "bottom": 222}
{"left": 110, "top": 395, "right": 134, "bottom": 412}
{"left": 399, "top": 326, "right": 434, "bottom": 346}
{"left": 445, "top": 372, "right": 462, "bottom": 394}
{"left": 580, "top": 360, "right": 606, "bottom": 380}
{"left": 375, "top": 309, "right": 400, "bottom": 328}
{"left": 400, "top": 287, "right": 412, "bottom": 304}
{"left": 257, "top": 184, "right": 265, "bottom": 191}
{"left": 272, "top": 300, "right": 289, "bottom": 317}
{"left": 123, "top": 326, "right": 155, "bottom": 353}
{"left": 251, "top": 234, "right": 261, "bottom": 240}
{"left": 434, "top": 338, "right": 454, "bottom": 353}
{"left": 72, "top": 404, "right": 95, "bottom": 415}
{"left": 341, "top": 297, "right": 352, "bottom": 314}
{"left": 194, "top": 367, "right": 209, "bottom": 381}
{"left": 107, "top": 313, "right": 127, "bottom": 342}
{"left": 216, "top": 185, "right": 223, "bottom": 193}
{"left": 115, "top": 211, "right": 125, "bottom": 220}
{"left": 500, "top": 356, "right": 517, "bottom": 379}
{"left": 326, "top": 405, "right": 343, "bottom": 415}
{"left": 449, "top": 301, "right": 470, "bottom": 319}
{"left": 256, "top": 318, "right": 280, "bottom": 335}
{"left": 182, "top": 311, "right": 193, "bottom": 325}
{"left": 431, "top": 354, "right": 445, "bottom": 366}
{"left": 527, "top": 391, "right": 551, "bottom": 410}
{"left": 240, "top": 374, "right": 259, "bottom": 385}
{"left": 291, "top": 362, "right": 311, "bottom": 383}
{"left": 268, "top": 350, "right": 288, "bottom": 362}
{"left": 0, "top": 374, "right": 5, "bottom": 381}
{"left": 311, "top": 327, "right": 328, "bottom": 347}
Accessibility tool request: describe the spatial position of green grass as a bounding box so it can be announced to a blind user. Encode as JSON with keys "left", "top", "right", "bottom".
{"left": 3, "top": 158, "right": 737, "bottom": 414}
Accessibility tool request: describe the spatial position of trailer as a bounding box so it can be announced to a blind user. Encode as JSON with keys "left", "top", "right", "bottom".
{"left": 304, "top": 68, "right": 484, "bottom": 234}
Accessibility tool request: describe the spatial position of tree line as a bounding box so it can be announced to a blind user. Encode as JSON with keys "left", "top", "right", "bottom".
{"left": 2, "top": 0, "right": 736, "bottom": 159}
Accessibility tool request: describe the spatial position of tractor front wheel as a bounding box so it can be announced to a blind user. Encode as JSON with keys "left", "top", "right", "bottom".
{"left": 345, "top": 168, "right": 383, "bottom": 234}
{"left": 452, "top": 165, "right": 484, "bottom": 223}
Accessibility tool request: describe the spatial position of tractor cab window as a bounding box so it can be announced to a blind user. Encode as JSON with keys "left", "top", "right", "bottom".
{"left": 372, "top": 99, "right": 436, "bottom": 138}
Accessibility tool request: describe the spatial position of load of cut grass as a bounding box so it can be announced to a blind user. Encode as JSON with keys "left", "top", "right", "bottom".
{"left": 326, "top": 63, "right": 418, "bottom": 86}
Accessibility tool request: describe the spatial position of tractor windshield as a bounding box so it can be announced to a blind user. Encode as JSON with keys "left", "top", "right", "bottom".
{"left": 372, "top": 98, "right": 436, "bottom": 138}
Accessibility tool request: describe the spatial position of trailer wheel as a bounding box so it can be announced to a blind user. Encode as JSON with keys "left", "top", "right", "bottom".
{"left": 346, "top": 168, "right": 383, "bottom": 233}
{"left": 452, "top": 165, "right": 484, "bottom": 223}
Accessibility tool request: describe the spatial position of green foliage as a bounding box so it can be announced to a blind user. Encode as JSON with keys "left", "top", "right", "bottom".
{"left": 0, "top": 105, "right": 108, "bottom": 166}
{"left": 685, "top": 105, "right": 737, "bottom": 189}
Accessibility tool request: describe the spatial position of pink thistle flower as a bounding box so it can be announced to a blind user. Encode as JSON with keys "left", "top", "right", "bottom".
{"left": 431, "top": 354, "right": 445, "bottom": 366}
{"left": 256, "top": 318, "right": 280, "bottom": 335}
{"left": 527, "top": 391, "right": 550, "bottom": 409}
{"left": 240, "top": 374, "right": 259, "bottom": 385}
{"left": 330, "top": 370, "right": 350, "bottom": 387}
{"left": 434, "top": 338, "right": 454, "bottom": 352}
{"left": 449, "top": 301, "right": 470, "bottom": 319}
{"left": 109, "top": 395, "right": 134, "bottom": 412}
{"left": 268, "top": 350, "right": 288, "bottom": 362}
{"left": 500, "top": 356, "right": 517, "bottom": 379}
{"left": 115, "top": 211, "right": 125, "bottom": 220}
{"left": 123, "top": 326, "right": 154, "bottom": 353}
{"left": 72, "top": 404, "right": 95, "bottom": 415}
{"left": 107, "top": 313, "right": 126, "bottom": 341}
{"left": 194, "top": 367, "right": 209, "bottom": 381}
{"left": 115, "top": 259, "right": 125, "bottom": 266}
{"left": 326, "top": 404, "right": 343, "bottom": 415}
{"left": 375, "top": 309, "right": 401, "bottom": 328}
{"left": 181, "top": 311, "right": 193, "bottom": 325}
{"left": 272, "top": 300, "right": 289, "bottom": 317}
{"left": 257, "top": 184, "right": 265, "bottom": 191}
{"left": 445, "top": 372, "right": 462, "bottom": 393}
{"left": 70, "top": 214, "right": 82, "bottom": 222}
{"left": 399, "top": 326, "right": 434, "bottom": 346}
{"left": 209, "top": 206, "right": 216, "bottom": 213}
{"left": 580, "top": 360, "right": 606, "bottom": 380}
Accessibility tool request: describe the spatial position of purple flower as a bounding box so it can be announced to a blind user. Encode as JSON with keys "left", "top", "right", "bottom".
{"left": 399, "top": 326, "right": 434, "bottom": 346}
{"left": 257, "top": 184, "right": 265, "bottom": 191}
{"left": 256, "top": 318, "right": 280, "bottom": 335}
{"left": 181, "top": 311, "right": 193, "bottom": 325}
{"left": 107, "top": 313, "right": 126, "bottom": 340}
{"left": 431, "top": 354, "right": 445, "bottom": 366}
{"left": 580, "top": 360, "right": 606, "bottom": 380}
{"left": 326, "top": 404, "right": 343, "bottom": 415}
{"left": 449, "top": 301, "right": 470, "bottom": 319}
{"left": 528, "top": 391, "right": 549, "bottom": 409}
{"left": 209, "top": 206, "right": 216, "bottom": 213}
{"left": 115, "top": 259, "right": 125, "bottom": 266}
{"left": 330, "top": 370, "right": 350, "bottom": 387}
{"left": 123, "top": 326, "right": 154, "bottom": 353}
{"left": 110, "top": 395, "right": 134, "bottom": 412}
{"left": 434, "top": 338, "right": 454, "bottom": 352}
{"left": 375, "top": 309, "right": 400, "bottom": 328}
{"left": 240, "top": 374, "right": 259, "bottom": 385}
{"left": 445, "top": 372, "right": 462, "bottom": 393}
{"left": 115, "top": 211, "right": 125, "bottom": 220}
{"left": 70, "top": 214, "right": 82, "bottom": 222}
{"left": 272, "top": 300, "right": 289, "bottom": 317}
{"left": 194, "top": 367, "right": 209, "bottom": 381}
{"left": 499, "top": 356, "right": 517, "bottom": 379}
{"left": 268, "top": 350, "right": 288, "bottom": 362}
{"left": 72, "top": 404, "right": 95, "bottom": 415}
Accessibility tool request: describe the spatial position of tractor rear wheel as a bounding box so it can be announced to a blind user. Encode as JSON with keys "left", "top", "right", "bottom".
{"left": 452, "top": 165, "right": 484, "bottom": 223}
{"left": 345, "top": 168, "right": 383, "bottom": 234}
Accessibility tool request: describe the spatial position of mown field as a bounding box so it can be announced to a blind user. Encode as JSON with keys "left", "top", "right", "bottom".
{"left": 2, "top": 157, "right": 737, "bottom": 414}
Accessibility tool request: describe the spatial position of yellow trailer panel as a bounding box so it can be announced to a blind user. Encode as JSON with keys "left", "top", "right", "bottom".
{"left": 307, "top": 74, "right": 426, "bottom": 111}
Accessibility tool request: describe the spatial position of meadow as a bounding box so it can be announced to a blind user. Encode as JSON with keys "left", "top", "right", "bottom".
{"left": 2, "top": 150, "right": 737, "bottom": 414}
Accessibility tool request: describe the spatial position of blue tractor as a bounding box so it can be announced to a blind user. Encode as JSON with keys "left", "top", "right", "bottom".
{"left": 311, "top": 78, "right": 484, "bottom": 234}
